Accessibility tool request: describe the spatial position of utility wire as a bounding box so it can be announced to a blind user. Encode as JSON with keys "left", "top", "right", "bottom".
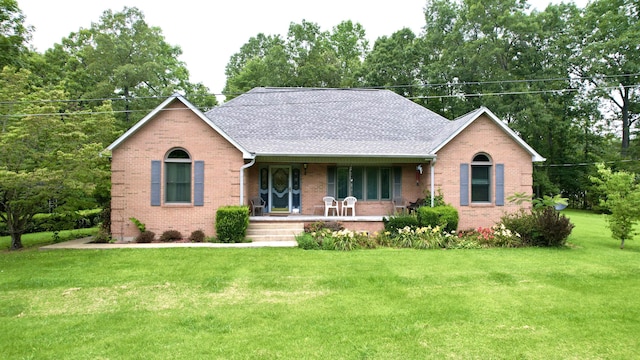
{"left": 1, "top": 72, "right": 639, "bottom": 107}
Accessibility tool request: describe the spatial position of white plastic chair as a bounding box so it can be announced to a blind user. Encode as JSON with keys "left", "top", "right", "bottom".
{"left": 323, "top": 196, "right": 339, "bottom": 216}
{"left": 250, "top": 197, "right": 266, "bottom": 216}
{"left": 342, "top": 196, "right": 357, "bottom": 216}
{"left": 392, "top": 196, "right": 407, "bottom": 214}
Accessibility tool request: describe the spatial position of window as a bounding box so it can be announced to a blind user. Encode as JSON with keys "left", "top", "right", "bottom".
{"left": 165, "top": 149, "right": 191, "bottom": 203}
{"left": 329, "top": 166, "right": 394, "bottom": 200}
{"left": 471, "top": 154, "right": 491, "bottom": 203}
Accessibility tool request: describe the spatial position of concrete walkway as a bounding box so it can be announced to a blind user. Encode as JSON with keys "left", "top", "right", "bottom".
{"left": 40, "top": 237, "right": 297, "bottom": 250}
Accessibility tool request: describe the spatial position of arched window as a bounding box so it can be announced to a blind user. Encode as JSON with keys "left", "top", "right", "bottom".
{"left": 165, "top": 148, "right": 191, "bottom": 203}
{"left": 471, "top": 153, "right": 492, "bottom": 203}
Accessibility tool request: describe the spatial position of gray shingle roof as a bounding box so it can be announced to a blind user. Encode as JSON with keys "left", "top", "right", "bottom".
{"left": 205, "top": 87, "right": 452, "bottom": 157}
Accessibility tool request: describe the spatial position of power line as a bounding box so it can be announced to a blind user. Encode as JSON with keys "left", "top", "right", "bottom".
{"left": 1, "top": 72, "right": 639, "bottom": 107}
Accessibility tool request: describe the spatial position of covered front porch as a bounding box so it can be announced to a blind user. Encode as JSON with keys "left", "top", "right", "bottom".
{"left": 242, "top": 156, "right": 437, "bottom": 220}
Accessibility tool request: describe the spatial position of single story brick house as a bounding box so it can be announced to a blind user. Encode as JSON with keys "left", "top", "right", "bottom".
{"left": 106, "top": 87, "right": 544, "bottom": 240}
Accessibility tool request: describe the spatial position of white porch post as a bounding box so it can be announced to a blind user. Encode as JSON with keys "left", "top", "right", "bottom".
{"left": 430, "top": 158, "right": 437, "bottom": 207}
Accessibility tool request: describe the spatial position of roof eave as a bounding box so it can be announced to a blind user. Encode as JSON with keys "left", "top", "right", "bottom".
{"left": 106, "top": 93, "right": 253, "bottom": 159}
{"left": 431, "top": 106, "right": 546, "bottom": 163}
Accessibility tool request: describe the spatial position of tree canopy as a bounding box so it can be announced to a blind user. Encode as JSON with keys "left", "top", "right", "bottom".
{"left": 36, "top": 7, "right": 217, "bottom": 126}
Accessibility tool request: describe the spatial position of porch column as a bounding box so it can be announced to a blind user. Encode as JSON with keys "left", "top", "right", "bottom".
{"left": 430, "top": 158, "right": 437, "bottom": 207}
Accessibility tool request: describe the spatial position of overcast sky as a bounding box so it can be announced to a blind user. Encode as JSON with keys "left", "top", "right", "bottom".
{"left": 18, "top": 0, "right": 587, "bottom": 98}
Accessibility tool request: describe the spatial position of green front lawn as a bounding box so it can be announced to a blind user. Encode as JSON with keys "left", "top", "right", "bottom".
{"left": 0, "top": 210, "right": 638, "bottom": 359}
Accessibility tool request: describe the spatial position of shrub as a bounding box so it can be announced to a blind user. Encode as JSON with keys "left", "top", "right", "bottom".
{"left": 499, "top": 209, "right": 537, "bottom": 245}
{"left": 383, "top": 214, "right": 419, "bottom": 233}
{"left": 304, "top": 221, "right": 343, "bottom": 233}
{"left": 332, "top": 229, "right": 368, "bottom": 251}
{"left": 160, "top": 230, "right": 183, "bottom": 242}
{"left": 189, "top": 230, "right": 206, "bottom": 242}
{"left": 215, "top": 206, "right": 250, "bottom": 243}
{"left": 92, "top": 228, "right": 111, "bottom": 243}
{"left": 423, "top": 188, "right": 446, "bottom": 207}
{"left": 417, "top": 205, "right": 459, "bottom": 233}
{"left": 499, "top": 208, "right": 574, "bottom": 247}
{"left": 296, "top": 233, "right": 320, "bottom": 250}
{"left": 135, "top": 231, "right": 155, "bottom": 243}
{"left": 533, "top": 207, "right": 574, "bottom": 247}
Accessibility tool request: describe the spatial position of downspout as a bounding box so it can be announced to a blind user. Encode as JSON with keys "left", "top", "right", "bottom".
{"left": 239, "top": 157, "right": 256, "bottom": 206}
{"left": 430, "top": 157, "right": 437, "bottom": 207}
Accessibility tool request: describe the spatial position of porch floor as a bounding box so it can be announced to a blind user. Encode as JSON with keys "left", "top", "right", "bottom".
{"left": 249, "top": 215, "right": 385, "bottom": 223}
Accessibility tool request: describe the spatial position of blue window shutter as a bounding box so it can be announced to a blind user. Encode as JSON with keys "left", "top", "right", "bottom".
{"left": 495, "top": 164, "right": 504, "bottom": 206}
{"left": 194, "top": 161, "right": 204, "bottom": 206}
{"left": 327, "top": 166, "right": 336, "bottom": 196}
{"left": 151, "top": 160, "right": 161, "bottom": 206}
{"left": 460, "top": 163, "right": 469, "bottom": 206}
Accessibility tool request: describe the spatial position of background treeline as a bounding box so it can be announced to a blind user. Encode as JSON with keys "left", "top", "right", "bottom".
{"left": 0, "top": 0, "right": 638, "bottom": 248}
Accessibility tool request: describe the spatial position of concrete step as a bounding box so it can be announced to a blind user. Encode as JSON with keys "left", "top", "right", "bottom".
{"left": 246, "top": 222, "right": 304, "bottom": 242}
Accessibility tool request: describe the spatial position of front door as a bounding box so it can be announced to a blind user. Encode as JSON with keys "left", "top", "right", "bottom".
{"left": 269, "top": 166, "right": 291, "bottom": 213}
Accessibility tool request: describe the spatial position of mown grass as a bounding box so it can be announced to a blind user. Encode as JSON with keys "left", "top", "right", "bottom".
{"left": 0, "top": 210, "right": 639, "bottom": 359}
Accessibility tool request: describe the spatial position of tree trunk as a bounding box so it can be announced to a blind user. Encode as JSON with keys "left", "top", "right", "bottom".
{"left": 621, "top": 87, "right": 630, "bottom": 157}
{"left": 10, "top": 233, "right": 23, "bottom": 250}
{"left": 620, "top": 238, "right": 625, "bottom": 250}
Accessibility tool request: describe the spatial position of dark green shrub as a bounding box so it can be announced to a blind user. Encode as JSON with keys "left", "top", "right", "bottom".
{"left": 533, "top": 207, "right": 575, "bottom": 247}
{"left": 135, "top": 231, "right": 155, "bottom": 243}
{"left": 321, "top": 236, "right": 336, "bottom": 250}
{"left": 92, "top": 228, "right": 111, "bottom": 243}
{"left": 383, "top": 214, "right": 419, "bottom": 233}
{"left": 417, "top": 205, "right": 459, "bottom": 233}
{"left": 160, "top": 230, "right": 183, "bottom": 242}
{"left": 189, "top": 230, "right": 206, "bottom": 242}
{"left": 215, "top": 206, "right": 250, "bottom": 243}
{"left": 296, "top": 233, "right": 320, "bottom": 250}
{"left": 499, "top": 209, "right": 537, "bottom": 245}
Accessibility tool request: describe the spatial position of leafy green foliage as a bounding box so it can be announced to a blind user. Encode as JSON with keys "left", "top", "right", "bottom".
{"left": 417, "top": 205, "right": 459, "bottom": 233}
{"left": 0, "top": 0, "right": 32, "bottom": 68}
{"left": 39, "top": 7, "right": 216, "bottom": 126}
{"left": 0, "top": 66, "right": 116, "bottom": 250}
{"left": 590, "top": 164, "right": 640, "bottom": 248}
{"left": 129, "top": 217, "right": 146, "bottom": 233}
{"left": 224, "top": 19, "right": 368, "bottom": 99}
{"left": 382, "top": 214, "right": 419, "bottom": 233}
{"left": 498, "top": 207, "right": 574, "bottom": 247}
{"left": 215, "top": 206, "right": 249, "bottom": 243}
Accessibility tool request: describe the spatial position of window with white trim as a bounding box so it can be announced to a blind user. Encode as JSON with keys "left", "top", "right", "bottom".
{"left": 471, "top": 153, "right": 491, "bottom": 203}
{"left": 165, "top": 149, "right": 192, "bottom": 203}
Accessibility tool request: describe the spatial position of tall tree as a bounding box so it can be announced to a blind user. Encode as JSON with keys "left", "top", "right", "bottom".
{"left": 330, "top": 20, "right": 369, "bottom": 87}
{"left": 0, "top": 66, "right": 117, "bottom": 250}
{"left": 223, "top": 20, "right": 369, "bottom": 99}
{"left": 360, "top": 28, "right": 422, "bottom": 98}
{"left": 40, "top": 7, "right": 216, "bottom": 126}
{"left": 571, "top": 0, "right": 640, "bottom": 156}
{"left": 0, "top": 0, "right": 32, "bottom": 68}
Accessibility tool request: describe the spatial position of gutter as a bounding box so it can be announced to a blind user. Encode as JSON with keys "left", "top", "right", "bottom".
{"left": 239, "top": 157, "right": 256, "bottom": 206}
